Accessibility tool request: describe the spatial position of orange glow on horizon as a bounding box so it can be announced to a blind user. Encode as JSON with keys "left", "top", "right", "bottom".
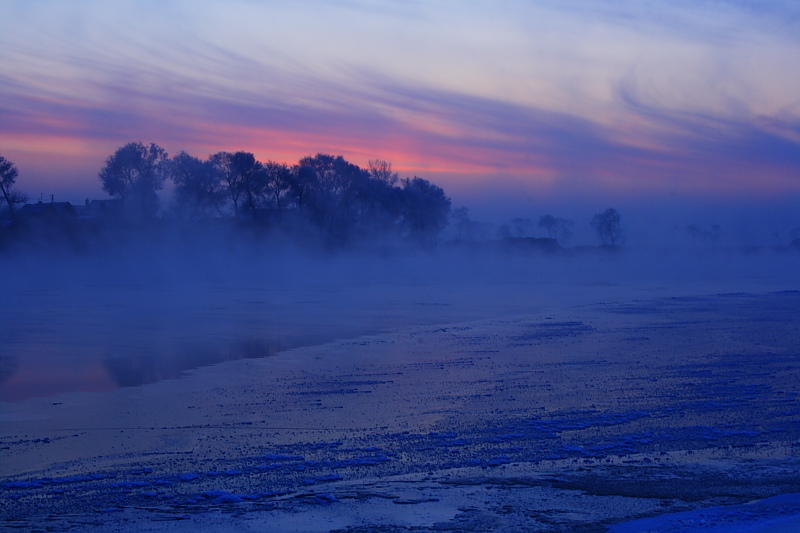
{"left": 5, "top": 110, "right": 800, "bottom": 204}
{"left": 0, "top": 133, "right": 98, "bottom": 159}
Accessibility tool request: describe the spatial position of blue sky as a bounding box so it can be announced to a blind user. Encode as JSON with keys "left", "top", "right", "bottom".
{"left": 1, "top": 0, "right": 799, "bottom": 219}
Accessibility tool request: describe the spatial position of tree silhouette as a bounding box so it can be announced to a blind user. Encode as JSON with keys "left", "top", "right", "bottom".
{"left": 169, "top": 151, "right": 225, "bottom": 219}
{"left": 401, "top": 177, "right": 451, "bottom": 245}
{"left": 209, "top": 151, "right": 266, "bottom": 219}
{"left": 99, "top": 142, "right": 168, "bottom": 218}
{"left": 449, "top": 207, "right": 491, "bottom": 242}
{"left": 264, "top": 160, "right": 292, "bottom": 211}
{"left": 89, "top": 145, "right": 456, "bottom": 248}
{"left": 368, "top": 159, "right": 399, "bottom": 186}
{"left": 538, "top": 215, "right": 574, "bottom": 244}
{"left": 286, "top": 163, "right": 316, "bottom": 209}
{"left": 0, "top": 156, "right": 26, "bottom": 219}
{"left": 298, "top": 153, "right": 365, "bottom": 241}
{"left": 354, "top": 168, "right": 403, "bottom": 237}
{"left": 591, "top": 208, "right": 622, "bottom": 246}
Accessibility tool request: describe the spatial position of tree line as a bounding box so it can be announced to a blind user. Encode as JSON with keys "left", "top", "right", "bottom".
{"left": 97, "top": 141, "right": 451, "bottom": 246}
{"left": 1, "top": 146, "right": 627, "bottom": 250}
{"left": 451, "top": 206, "right": 622, "bottom": 247}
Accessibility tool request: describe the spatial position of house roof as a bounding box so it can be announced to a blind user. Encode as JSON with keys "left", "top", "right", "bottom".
{"left": 18, "top": 201, "right": 77, "bottom": 217}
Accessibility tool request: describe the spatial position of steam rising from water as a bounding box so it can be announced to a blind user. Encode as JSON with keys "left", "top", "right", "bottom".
{"left": 1, "top": 235, "right": 798, "bottom": 400}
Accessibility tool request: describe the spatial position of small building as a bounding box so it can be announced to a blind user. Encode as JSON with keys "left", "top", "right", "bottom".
{"left": 18, "top": 200, "right": 78, "bottom": 220}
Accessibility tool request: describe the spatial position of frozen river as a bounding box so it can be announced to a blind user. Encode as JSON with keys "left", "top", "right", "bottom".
{"left": 2, "top": 247, "right": 800, "bottom": 531}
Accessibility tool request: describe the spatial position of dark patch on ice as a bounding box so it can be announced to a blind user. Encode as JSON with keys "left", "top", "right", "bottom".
{"left": 506, "top": 321, "right": 595, "bottom": 346}
{"left": 393, "top": 497, "right": 440, "bottom": 504}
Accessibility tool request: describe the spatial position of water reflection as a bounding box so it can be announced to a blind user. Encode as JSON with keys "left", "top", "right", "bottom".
{"left": 103, "top": 339, "right": 279, "bottom": 388}
{"left": 1, "top": 253, "right": 639, "bottom": 401}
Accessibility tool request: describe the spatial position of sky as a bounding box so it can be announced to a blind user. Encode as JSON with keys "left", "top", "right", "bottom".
{"left": 1, "top": 0, "right": 799, "bottom": 227}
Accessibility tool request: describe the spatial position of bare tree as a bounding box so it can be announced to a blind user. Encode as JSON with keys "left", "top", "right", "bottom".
{"left": 209, "top": 151, "right": 265, "bottom": 219}
{"left": 209, "top": 152, "right": 238, "bottom": 216}
{"left": 538, "top": 215, "right": 574, "bottom": 244}
{"left": 234, "top": 152, "right": 266, "bottom": 217}
{"left": 590, "top": 208, "right": 622, "bottom": 246}
{"left": 169, "top": 152, "right": 225, "bottom": 219}
{"left": 264, "top": 161, "right": 292, "bottom": 211}
{"left": 286, "top": 164, "right": 316, "bottom": 209}
{"left": 297, "top": 154, "right": 364, "bottom": 241}
{"left": 449, "top": 207, "right": 491, "bottom": 242}
{"left": 368, "top": 159, "right": 399, "bottom": 186}
{"left": 401, "top": 177, "right": 451, "bottom": 245}
{"left": 354, "top": 170, "right": 402, "bottom": 237}
{"left": 99, "top": 142, "right": 169, "bottom": 218}
{"left": 0, "top": 156, "right": 27, "bottom": 219}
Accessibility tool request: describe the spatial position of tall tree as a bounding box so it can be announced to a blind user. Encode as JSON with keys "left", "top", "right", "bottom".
{"left": 298, "top": 154, "right": 364, "bottom": 241}
{"left": 169, "top": 151, "right": 225, "bottom": 219}
{"left": 400, "top": 177, "right": 451, "bottom": 245}
{"left": 263, "top": 160, "right": 292, "bottom": 211}
{"left": 209, "top": 151, "right": 265, "bottom": 219}
{"left": 233, "top": 152, "right": 266, "bottom": 216}
{"left": 0, "top": 156, "right": 26, "bottom": 219}
{"left": 591, "top": 208, "right": 622, "bottom": 246}
{"left": 300, "top": 153, "right": 361, "bottom": 199}
{"left": 286, "top": 164, "right": 316, "bottom": 209}
{"left": 98, "top": 142, "right": 169, "bottom": 218}
{"left": 353, "top": 169, "right": 402, "bottom": 237}
{"left": 539, "top": 215, "right": 574, "bottom": 244}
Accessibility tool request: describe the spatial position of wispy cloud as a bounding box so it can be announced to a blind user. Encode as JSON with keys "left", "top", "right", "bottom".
{"left": 1, "top": 0, "right": 799, "bottom": 201}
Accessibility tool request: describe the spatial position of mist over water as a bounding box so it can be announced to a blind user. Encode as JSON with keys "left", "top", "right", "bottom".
{"left": 2, "top": 231, "right": 798, "bottom": 402}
